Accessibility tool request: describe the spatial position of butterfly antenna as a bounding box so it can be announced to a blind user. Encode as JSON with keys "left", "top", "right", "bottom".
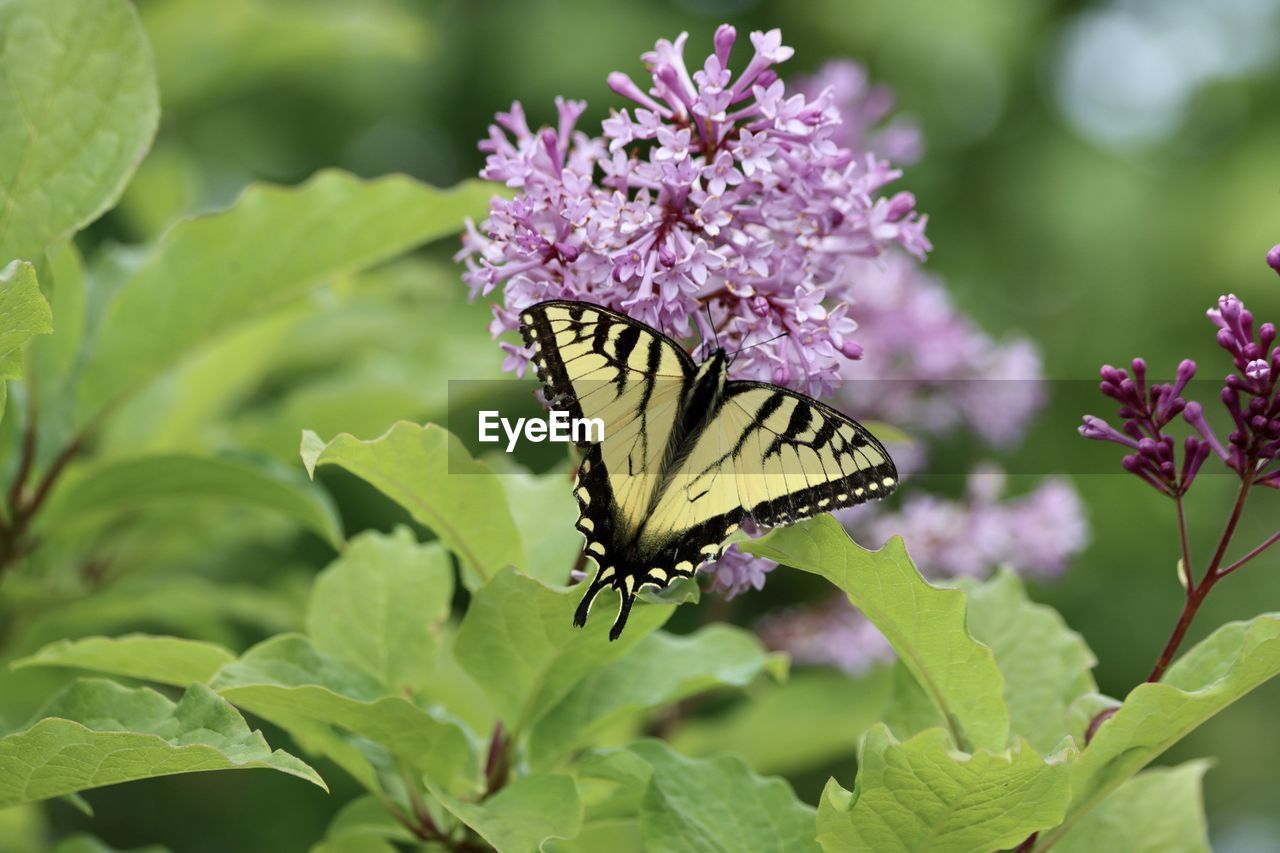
{"left": 704, "top": 302, "right": 721, "bottom": 353}
{"left": 729, "top": 331, "right": 789, "bottom": 364}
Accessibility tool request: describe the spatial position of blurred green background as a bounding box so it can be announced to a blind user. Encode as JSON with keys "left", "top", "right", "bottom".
{"left": 38, "top": 0, "right": 1280, "bottom": 848}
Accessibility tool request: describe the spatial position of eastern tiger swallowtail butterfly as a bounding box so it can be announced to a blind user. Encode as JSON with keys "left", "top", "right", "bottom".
{"left": 519, "top": 300, "right": 898, "bottom": 640}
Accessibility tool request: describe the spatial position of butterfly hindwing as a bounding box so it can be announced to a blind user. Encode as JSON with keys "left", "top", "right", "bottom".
{"left": 520, "top": 301, "right": 696, "bottom": 638}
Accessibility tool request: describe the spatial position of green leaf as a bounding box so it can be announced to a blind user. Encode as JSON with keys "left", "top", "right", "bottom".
{"left": 628, "top": 739, "right": 819, "bottom": 853}
{"left": 1052, "top": 761, "right": 1210, "bottom": 853}
{"left": 963, "top": 570, "right": 1097, "bottom": 753}
{"left": 430, "top": 773, "right": 584, "bottom": 853}
{"left": 307, "top": 528, "right": 453, "bottom": 692}
{"left": 12, "top": 634, "right": 235, "bottom": 685}
{"left": 211, "top": 634, "right": 477, "bottom": 793}
{"left": 669, "top": 667, "right": 893, "bottom": 777}
{"left": 743, "top": 516, "right": 1010, "bottom": 752}
{"left": 454, "top": 569, "right": 672, "bottom": 734}
{"left": 817, "top": 726, "right": 1069, "bottom": 853}
{"left": 528, "top": 625, "right": 786, "bottom": 768}
{"left": 0, "top": 679, "right": 324, "bottom": 807}
{"left": 0, "top": 260, "right": 53, "bottom": 384}
{"left": 1040, "top": 613, "right": 1280, "bottom": 848}
{"left": 76, "top": 171, "right": 491, "bottom": 421}
{"left": 37, "top": 453, "right": 344, "bottom": 547}
{"left": 302, "top": 422, "right": 521, "bottom": 584}
{"left": 0, "top": 0, "right": 158, "bottom": 262}
{"left": 491, "top": 461, "right": 583, "bottom": 586}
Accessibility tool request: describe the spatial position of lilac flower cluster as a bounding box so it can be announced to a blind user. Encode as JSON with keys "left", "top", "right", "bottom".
{"left": 459, "top": 26, "right": 929, "bottom": 395}
{"left": 757, "top": 597, "right": 894, "bottom": 675}
{"left": 1081, "top": 292, "right": 1280, "bottom": 491}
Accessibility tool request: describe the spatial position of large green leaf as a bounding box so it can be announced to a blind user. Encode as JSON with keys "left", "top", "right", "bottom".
{"left": 0, "top": 0, "right": 158, "bottom": 263}
{"left": 430, "top": 774, "right": 584, "bottom": 853}
{"left": 1052, "top": 761, "right": 1210, "bottom": 853}
{"left": 13, "top": 634, "right": 235, "bottom": 685}
{"left": 818, "top": 726, "right": 1069, "bottom": 853}
{"left": 453, "top": 569, "right": 671, "bottom": 734}
{"left": 669, "top": 667, "right": 893, "bottom": 776}
{"left": 76, "top": 171, "right": 491, "bottom": 421}
{"left": 302, "top": 422, "right": 521, "bottom": 585}
{"left": 629, "top": 739, "right": 819, "bottom": 853}
{"left": 743, "top": 516, "right": 1009, "bottom": 752}
{"left": 37, "top": 453, "right": 343, "bottom": 547}
{"left": 963, "top": 570, "right": 1097, "bottom": 754}
{"left": 528, "top": 625, "right": 785, "bottom": 768}
{"left": 491, "top": 462, "right": 583, "bottom": 586}
{"left": 307, "top": 528, "right": 453, "bottom": 693}
{"left": 1040, "top": 613, "right": 1280, "bottom": 848}
{"left": 0, "top": 679, "right": 323, "bottom": 807}
{"left": 210, "top": 634, "right": 477, "bottom": 793}
{"left": 0, "top": 260, "right": 53, "bottom": 385}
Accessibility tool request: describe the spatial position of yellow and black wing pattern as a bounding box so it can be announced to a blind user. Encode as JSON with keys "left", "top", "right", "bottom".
{"left": 519, "top": 300, "right": 897, "bottom": 640}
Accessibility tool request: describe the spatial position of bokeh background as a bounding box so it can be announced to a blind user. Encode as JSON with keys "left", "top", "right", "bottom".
{"left": 29, "top": 0, "right": 1280, "bottom": 849}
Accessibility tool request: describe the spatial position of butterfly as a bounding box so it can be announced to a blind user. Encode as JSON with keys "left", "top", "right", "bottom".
{"left": 519, "top": 300, "right": 898, "bottom": 640}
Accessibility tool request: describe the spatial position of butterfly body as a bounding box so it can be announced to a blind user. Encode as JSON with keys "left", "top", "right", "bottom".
{"left": 519, "top": 300, "right": 897, "bottom": 640}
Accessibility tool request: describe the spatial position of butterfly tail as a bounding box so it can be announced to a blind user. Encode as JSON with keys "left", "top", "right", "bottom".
{"left": 573, "top": 572, "right": 610, "bottom": 629}
{"left": 609, "top": 591, "right": 636, "bottom": 642}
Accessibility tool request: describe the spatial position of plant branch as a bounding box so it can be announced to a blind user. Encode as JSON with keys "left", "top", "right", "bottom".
{"left": 1217, "top": 530, "right": 1280, "bottom": 578}
{"left": 1146, "top": 471, "right": 1254, "bottom": 682}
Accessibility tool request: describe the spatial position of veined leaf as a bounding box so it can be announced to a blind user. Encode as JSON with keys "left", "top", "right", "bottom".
{"left": 36, "top": 453, "right": 344, "bottom": 547}
{"left": 1052, "top": 761, "right": 1211, "bottom": 853}
{"left": 211, "top": 634, "right": 478, "bottom": 793}
{"left": 963, "top": 570, "right": 1097, "bottom": 754}
{"left": 0, "top": 0, "right": 158, "bottom": 263}
{"left": 12, "top": 634, "right": 235, "bottom": 686}
{"left": 430, "top": 773, "right": 584, "bottom": 853}
{"left": 1040, "top": 613, "right": 1280, "bottom": 848}
{"left": 528, "top": 625, "right": 786, "bottom": 769}
{"left": 302, "top": 422, "right": 520, "bottom": 584}
{"left": 453, "top": 569, "right": 671, "bottom": 734}
{"left": 0, "top": 679, "right": 323, "bottom": 808}
{"left": 818, "top": 726, "right": 1069, "bottom": 853}
{"left": 307, "top": 528, "right": 453, "bottom": 693}
{"left": 629, "top": 739, "right": 819, "bottom": 853}
{"left": 76, "top": 171, "right": 491, "bottom": 421}
{"left": 743, "top": 515, "right": 1009, "bottom": 752}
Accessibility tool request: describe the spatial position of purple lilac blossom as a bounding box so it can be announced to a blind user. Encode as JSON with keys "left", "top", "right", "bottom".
{"left": 1268, "top": 243, "right": 1280, "bottom": 276}
{"left": 1189, "top": 294, "right": 1279, "bottom": 486}
{"left": 1082, "top": 290, "right": 1279, "bottom": 491}
{"left": 458, "top": 25, "right": 929, "bottom": 397}
{"left": 757, "top": 598, "right": 894, "bottom": 675}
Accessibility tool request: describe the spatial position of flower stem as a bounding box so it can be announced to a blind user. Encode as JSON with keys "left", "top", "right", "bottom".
{"left": 1147, "top": 472, "right": 1253, "bottom": 682}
